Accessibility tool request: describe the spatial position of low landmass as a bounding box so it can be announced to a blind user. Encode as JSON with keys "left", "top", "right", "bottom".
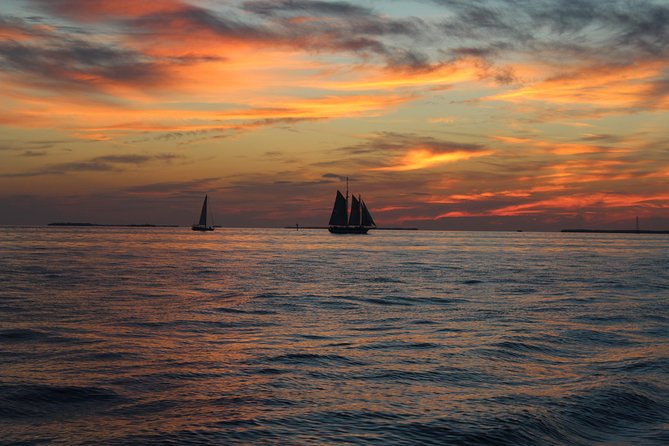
{"left": 562, "top": 229, "right": 669, "bottom": 234}
{"left": 48, "top": 222, "right": 179, "bottom": 228}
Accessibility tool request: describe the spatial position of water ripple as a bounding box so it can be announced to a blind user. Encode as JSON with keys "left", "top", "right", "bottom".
{"left": 1, "top": 227, "right": 667, "bottom": 445}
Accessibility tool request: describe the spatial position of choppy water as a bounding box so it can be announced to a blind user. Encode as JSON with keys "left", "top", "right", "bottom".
{"left": 1, "top": 227, "right": 668, "bottom": 445}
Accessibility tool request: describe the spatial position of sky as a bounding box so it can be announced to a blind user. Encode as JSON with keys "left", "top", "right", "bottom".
{"left": 1, "top": 0, "right": 668, "bottom": 230}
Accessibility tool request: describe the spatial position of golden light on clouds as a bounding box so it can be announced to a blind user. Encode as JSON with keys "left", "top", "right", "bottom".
{"left": 0, "top": 0, "right": 668, "bottom": 229}
{"left": 313, "top": 60, "right": 481, "bottom": 92}
{"left": 489, "top": 60, "right": 669, "bottom": 109}
{"left": 371, "top": 148, "right": 493, "bottom": 172}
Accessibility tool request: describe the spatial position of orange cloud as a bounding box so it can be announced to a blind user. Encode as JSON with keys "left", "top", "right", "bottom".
{"left": 488, "top": 193, "right": 669, "bottom": 217}
{"left": 491, "top": 136, "right": 530, "bottom": 144}
{"left": 491, "top": 135, "right": 620, "bottom": 155}
{"left": 0, "top": 89, "right": 413, "bottom": 141}
{"left": 516, "top": 159, "right": 638, "bottom": 186}
{"left": 235, "top": 94, "right": 413, "bottom": 120}
{"left": 34, "top": 0, "right": 186, "bottom": 22}
{"left": 426, "top": 185, "right": 566, "bottom": 204}
{"left": 0, "top": 23, "right": 43, "bottom": 41}
{"left": 489, "top": 60, "right": 669, "bottom": 110}
{"left": 429, "top": 117, "right": 455, "bottom": 124}
{"left": 312, "top": 60, "right": 480, "bottom": 92}
{"left": 0, "top": 15, "right": 419, "bottom": 141}
{"left": 550, "top": 144, "right": 607, "bottom": 155}
{"left": 415, "top": 193, "right": 669, "bottom": 222}
{"left": 375, "top": 205, "right": 414, "bottom": 212}
{"left": 371, "top": 148, "right": 493, "bottom": 171}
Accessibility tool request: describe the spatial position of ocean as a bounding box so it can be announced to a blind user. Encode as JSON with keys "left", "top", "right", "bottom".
{"left": 1, "top": 227, "right": 667, "bottom": 445}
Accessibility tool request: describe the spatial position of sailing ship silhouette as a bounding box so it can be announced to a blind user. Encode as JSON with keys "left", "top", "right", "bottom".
{"left": 328, "top": 178, "right": 376, "bottom": 234}
{"left": 192, "top": 195, "right": 214, "bottom": 231}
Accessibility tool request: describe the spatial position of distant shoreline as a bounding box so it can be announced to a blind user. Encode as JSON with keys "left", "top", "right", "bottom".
{"left": 561, "top": 229, "right": 669, "bottom": 234}
{"left": 37, "top": 224, "right": 669, "bottom": 233}
{"left": 48, "top": 222, "right": 180, "bottom": 228}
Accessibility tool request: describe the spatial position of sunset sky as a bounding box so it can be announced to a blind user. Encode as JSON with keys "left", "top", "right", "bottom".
{"left": 1, "top": 0, "right": 668, "bottom": 229}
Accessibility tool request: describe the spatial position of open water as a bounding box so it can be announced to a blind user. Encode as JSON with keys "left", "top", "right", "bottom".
{"left": 0, "top": 227, "right": 668, "bottom": 445}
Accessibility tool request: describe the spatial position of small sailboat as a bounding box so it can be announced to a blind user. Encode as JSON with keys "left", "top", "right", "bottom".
{"left": 328, "top": 178, "right": 376, "bottom": 234}
{"left": 192, "top": 195, "right": 214, "bottom": 231}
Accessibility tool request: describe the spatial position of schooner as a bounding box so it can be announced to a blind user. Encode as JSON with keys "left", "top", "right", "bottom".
{"left": 328, "top": 178, "right": 376, "bottom": 234}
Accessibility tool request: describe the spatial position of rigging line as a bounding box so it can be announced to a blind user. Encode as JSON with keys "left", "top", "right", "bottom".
{"left": 209, "top": 197, "right": 215, "bottom": 227}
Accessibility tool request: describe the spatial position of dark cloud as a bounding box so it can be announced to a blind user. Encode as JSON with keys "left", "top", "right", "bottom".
{"left": 0, "top": 139, "right": 74, "bottom": 154}
{"left": 0, "top": 37, "right": 169, "bottom": 92}
{"left": 129, "top": 5, "right": 272, "bottom": 41}
{"left": 86, "top": 153, "right": 182, "bottom": 164}
{"left": 0, "top": 11, "right": 229, "bottom": 96}
{"left": 172, "top": 1, "right": 428, "bottom": 69}
{"left": 322, "top": 173, "right": 347, "bottom": 181}
{"left": 0, "top": 144, "right": 19, "bottom": 152}
{"left": 638, "top": 72, "right": 669, "bottom": 109}
{"left": 579, "top": 134, "right": 625, "bottom": 143}
{"left": 125, "top": 177, "right": 221, "bottom": 194}
{"left": 448, "top": 42, "right": 513, "bottom": 59}
{"left": 385, "top": 50, "right": 434, "bottom": 72}
{"left": 431, "top": 0, "right": 669, "bottom": 63}
{"left": 339, "top": 132, "right": 487, "bottom": 155}
{"left": 243, "top": 1, "right": 372, "bottom": 17}
{"left": 151, "top": 128, "right": 231, "bottom": 142}
{"left": 243, "top": 0, "right": 426, "bottom": 41}
{"left": 167, "top": 54, "right": 227, "bottom": 64}
{"left": 602, "top": 2, "right": 669, "bottom": 57}
{"left": 26, "top": 0, "right": 431, "bottom": 71}
{"left": 149, "top": 116, "right": 323, "bottom": 144}
{"left": 12, "top": 0, "right": 669, "bottom": 82}
{"left": 21, "top": 150, "right": 47, "bottom": 157}
{"left": 0, "top": 15, "right": 48, "bottom": 38}
{"left": 1, "top": 153, "right": 182, "bottom": 177}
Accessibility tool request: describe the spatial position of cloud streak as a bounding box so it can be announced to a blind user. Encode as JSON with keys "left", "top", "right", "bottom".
{"left": 1, "top": 153, "right": 181, "bottom": 177}
{"left": 371, "top": 149, "right": 493, "bottom": 171}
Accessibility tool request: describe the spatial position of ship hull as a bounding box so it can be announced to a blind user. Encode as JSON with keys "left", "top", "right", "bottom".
{"left": 191, "top": 225, "right": 214, "bottom": 231}
{"left": 328, "top": 226, "right": 370, "bottom": 234}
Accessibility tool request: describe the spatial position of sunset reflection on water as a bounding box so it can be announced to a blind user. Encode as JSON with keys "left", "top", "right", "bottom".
{"left": 1, "top": 227, "right": 667, "bottom": 444}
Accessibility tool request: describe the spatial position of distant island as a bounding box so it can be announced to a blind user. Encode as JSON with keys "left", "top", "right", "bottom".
{"left": 561, "top": 216, "right": 669, "bottom": 234}
{"left": 561, "top": 229, "right": 669, "bottom": 234}
{"left": 48, "top": 222, "right": 179, "bottom": 228}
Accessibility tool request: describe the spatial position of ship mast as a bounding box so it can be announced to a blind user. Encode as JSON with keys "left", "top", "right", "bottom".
{"left": 346, "top": 176, "right": 349, "bottom": 213}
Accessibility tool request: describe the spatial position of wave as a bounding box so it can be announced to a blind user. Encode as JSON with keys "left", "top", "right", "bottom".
{"left": 0, "top": 383, "right": 123, "bottom": 419}
{"left": 2, "top": 227, "right": 668, "bottom": 445}
{"left": 213, "top": 307, "right": 276, "bottom": 315}
{"left": 353, "top": 367, "right": 496, "bottom": 387}
{"left": 265, "top": 352, "right": 363, "bottom": 366}
{"left": 549, "top": 382, "right": 669, "bottom": 444}
{"left": 563, "top": 329, "right": 636, "bottom": 347}
{"left": 357, "top": 340, "right": 441, "bottom": 351}
{"left": 0, "top": 328, "right": 75, "bottom": 344}
{"left": 367, "top": 276, "right": 406, "bottom": 283}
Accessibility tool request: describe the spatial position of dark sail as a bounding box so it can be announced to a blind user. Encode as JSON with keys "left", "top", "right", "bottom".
{"left": 198, "top": 195, "right": 208, "bottom": 226}
{"left": 348, "top": 195, "right": 361, "bottom": 226}
{"left": 361, "top": 199, "right": 376, "bottom": 227}
{"left": 328, "top": 191, "right": 348, "bottom": 226}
